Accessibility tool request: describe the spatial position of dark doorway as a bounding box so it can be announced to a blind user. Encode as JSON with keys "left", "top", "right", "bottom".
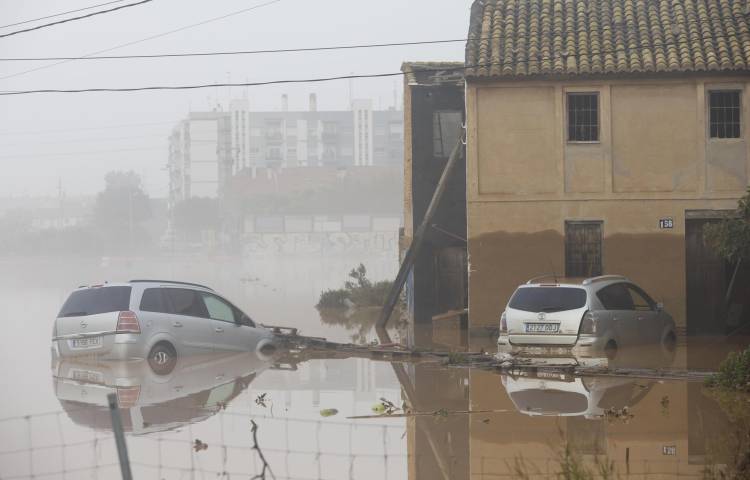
{"left": 685, "top": 214, "right": 750, "bottom": 336}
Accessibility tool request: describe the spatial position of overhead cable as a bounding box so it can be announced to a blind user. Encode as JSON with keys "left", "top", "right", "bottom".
{"left": 0, "top": 0, "right": 283, "bottom": 81}
{"left": 0, "top": 1, "right": 128, "bottom": 29}
{"left": 0, "top": 0, "right": 155, "bottom": 39}
{"left": 0, "top": 32, "right": 745, "bottom": 96}
{"left": 0, "top": 38, "right": 468, "bottom": 62}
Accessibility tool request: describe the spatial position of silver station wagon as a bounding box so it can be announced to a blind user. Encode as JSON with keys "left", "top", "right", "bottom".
{"left": 51, "top": 280, "right": 276, "bottom": 374}
{"left": 497, "top": 275, "right": 677, "bottom": 360}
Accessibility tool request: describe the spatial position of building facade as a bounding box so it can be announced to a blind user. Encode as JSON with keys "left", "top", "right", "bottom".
{"left": 167, "top": 110, "right": 232, "bottom": 208}
{"left": 168, "top": 97, "right": 404, "bottom": 210}
{"left": 401, "top": 62, "right": 468, "bottom": 347}
{"left": 226, "top": 95, "right": 403, "bottom": 173}
{"left": 464, "top": 0, "right": 750, "bottom": 337}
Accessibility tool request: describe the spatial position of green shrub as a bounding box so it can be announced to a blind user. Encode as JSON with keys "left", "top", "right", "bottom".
{"left": 706, "top": 347, "right": 750, "bottom": 392}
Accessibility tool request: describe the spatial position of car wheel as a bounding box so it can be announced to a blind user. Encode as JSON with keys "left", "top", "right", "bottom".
{"left": 148, "top": 342, "right": 177, "bottom": 375}
{"left": 660, "top": 331, "right": 677, "bottom": 365}
{"left": 604, "top": 340, "right": 618, "bottom": 361}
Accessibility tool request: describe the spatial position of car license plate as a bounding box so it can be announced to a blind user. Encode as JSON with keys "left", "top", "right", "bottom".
{"left": 70, "top": 336, "right": 102, "bottom": 349}
{"left": 524, "top": 323, "right": 559, "bottom": 333}
{"left": 71, "top": 369, "right": 104, "bottom": 384}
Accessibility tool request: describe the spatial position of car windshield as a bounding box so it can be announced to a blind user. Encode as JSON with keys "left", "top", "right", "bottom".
{"left": 509, "top": 287, "right": 587, "bottom": 313}
{"left": 58, "top": 287, "right": 132, "bottom": 317}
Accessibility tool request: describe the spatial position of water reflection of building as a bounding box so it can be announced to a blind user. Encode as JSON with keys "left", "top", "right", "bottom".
{"left": 403, "top": 365, "right": 741, "bottom": 480}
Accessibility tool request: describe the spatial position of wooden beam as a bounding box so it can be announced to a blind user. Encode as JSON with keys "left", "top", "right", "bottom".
{"left": 376, "top": 134, "right": 465, "bottom": 343}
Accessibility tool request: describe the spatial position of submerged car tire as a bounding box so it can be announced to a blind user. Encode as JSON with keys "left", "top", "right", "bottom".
{"left": 660, "top": 331, "right": 677, "bottom": 364}
{"left": 148, "top": 342, "right": 177, "bottom": 375}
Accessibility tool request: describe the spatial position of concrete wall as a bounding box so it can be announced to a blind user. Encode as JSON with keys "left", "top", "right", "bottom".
{"left": 466, "top": 76, "right": 750, "bottom": 331}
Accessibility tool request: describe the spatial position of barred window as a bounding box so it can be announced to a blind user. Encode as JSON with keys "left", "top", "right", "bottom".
{"left": 709, "top": 91, "right": 741, "bottom": 139}
{"left": 567, "top": 93, "right": 599, "bottom": 142}
{"left": 565, "top": 221, "right": 603, "bottom": 278}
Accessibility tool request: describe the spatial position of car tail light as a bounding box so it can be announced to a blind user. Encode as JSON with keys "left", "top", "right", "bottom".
{"left": 116, "top": 386, "right": 141, "bottom": 408}
{"left": 500, "top": 311, "right": 508, "bottom": 333}
{"left": 579, "top": 310, "right": 597, "bottom": 335}
{"left": 116, "top": 311, "right": 141, "bottom": 334}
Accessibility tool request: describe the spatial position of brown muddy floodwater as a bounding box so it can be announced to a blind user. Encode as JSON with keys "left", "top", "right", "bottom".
{"left": 0, "top": 255, "right": 748, "bottom": 479}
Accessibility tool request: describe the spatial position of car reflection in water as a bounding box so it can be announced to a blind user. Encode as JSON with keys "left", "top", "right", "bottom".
{"left": 51, "top": 350, "right": 275, "bottom": 435}
{"left": 501, "top": 369, "right": 654, "bottom": 419}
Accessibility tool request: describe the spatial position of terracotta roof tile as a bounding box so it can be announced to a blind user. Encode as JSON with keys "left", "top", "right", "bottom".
{"left": 465, "top": 0, "right": 750, "bottom": 78}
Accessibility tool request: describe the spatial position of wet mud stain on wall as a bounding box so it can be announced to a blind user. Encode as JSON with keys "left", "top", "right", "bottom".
{"left": 468, "top": 230, "right": 686, "bottom": 330}
{"left": 468, "top": 230, "right": 564, "bottom": 329}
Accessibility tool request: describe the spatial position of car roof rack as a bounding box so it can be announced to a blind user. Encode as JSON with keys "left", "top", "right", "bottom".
{"left": 582, "top": 275, "right": 628, "bottom": 285}
{"left": 526, "top": 274, "right": 561, "bottom": 284}
{"left": 128, "top": 279, "right": 214, "bottom": 291}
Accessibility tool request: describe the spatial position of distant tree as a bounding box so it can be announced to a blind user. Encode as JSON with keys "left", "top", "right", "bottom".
{"left": 172, "top": 197, "right": 220, "bottom": 239}
{"left": 93, "top": 171, "right": 152, "bottom": 249}
{"left": 705, "top": 188, "right": 750, "bottom": 264}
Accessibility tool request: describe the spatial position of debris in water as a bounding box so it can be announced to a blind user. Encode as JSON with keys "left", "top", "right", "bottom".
{"left": 603, "top": 406, "right": 634, "bottom": 423}
{"left": 372, "top": 398, "right": 400, "bottom": 415}
{"left": 482, "top": 418, "right": 491, "bottom": 424}
{"left": 255, "top": 393, "right": 269, "bottom": 408}
{"left": 320, "top": 409, "right": 339, "bottom": 417}
{"left": 193, "top": 439, "right": 208, "bottom": 452}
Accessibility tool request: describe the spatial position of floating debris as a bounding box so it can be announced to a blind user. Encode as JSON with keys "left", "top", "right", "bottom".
{"left": 603, "top": 406, "right": 634, "bottom": 423}
{"left": 255, "top": 393, "right": 269, "bottom": 408}
{"left": 193, "top": 439, "right": 208, "bottom": 452}
{"left": 320, "top": 409, "right": 339, "bottom": 417}
{"left": 372, "top": 398, "right": 401, "bottom": 415}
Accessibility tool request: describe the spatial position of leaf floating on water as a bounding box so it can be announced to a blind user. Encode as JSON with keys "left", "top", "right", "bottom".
{"left": 482, "top": 418, "right": 491, "bottom": 424}
{"left": 320, "top": 408, "right": 339, "bottom": 417}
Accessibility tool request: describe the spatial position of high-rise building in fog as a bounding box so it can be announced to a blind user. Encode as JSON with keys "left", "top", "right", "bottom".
{"left": 168, "top": 96, "right": 403, "bottom": 208}
{"left": 167, "top": 109, "right": 231, "bottom": 207}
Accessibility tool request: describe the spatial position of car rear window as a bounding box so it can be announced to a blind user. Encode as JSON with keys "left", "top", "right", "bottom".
{"left": 508, "top": 287, "right": 587, "bottom": 313}
{"left": 58, "top": 286, "right": 132, "bottom": 317}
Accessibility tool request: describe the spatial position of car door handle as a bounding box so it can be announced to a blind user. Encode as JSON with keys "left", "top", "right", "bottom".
{"left": 172, "top": 321, "right": 183, "bottom": 328}
{"left": 215, "top": 327, "right": 224, "bottom": 333}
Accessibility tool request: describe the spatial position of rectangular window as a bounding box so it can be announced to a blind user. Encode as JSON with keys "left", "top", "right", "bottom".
{"left": 567, "top": 93, "right": 599, "bottom": 142}
{"left": 432, "top": 111, "right": 462, "bottom": 158}
{"left": 164, "top": 288, "right": 208, "bottom": 318}
{"left": 139, "top": 288, "right": 168, "bottom": 313}
{"left": 565, "top": 221, "right": 603, "bottom": 278}
{"left": 709, "top": 91, "right": 741, "bottom": 138}
{"left": 58, "top": 287, "right": 132, "bottom": 317}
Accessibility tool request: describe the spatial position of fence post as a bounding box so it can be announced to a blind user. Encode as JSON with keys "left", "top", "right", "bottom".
{"left": 107, "top": 393, "right": 133, "bottom": 480}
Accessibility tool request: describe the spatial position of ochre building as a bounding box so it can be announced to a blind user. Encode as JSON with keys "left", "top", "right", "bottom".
{"left": 464, "top": 0, "right": 750, "bottom": 337}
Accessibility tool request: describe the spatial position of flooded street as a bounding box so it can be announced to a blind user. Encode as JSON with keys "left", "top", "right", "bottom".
{"left": 1, "top": 255, "right": 748, "bottom": 479}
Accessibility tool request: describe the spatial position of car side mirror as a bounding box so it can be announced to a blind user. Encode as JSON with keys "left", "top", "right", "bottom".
{"left": 656, "top": 302, "right": 664, "bottom": 312}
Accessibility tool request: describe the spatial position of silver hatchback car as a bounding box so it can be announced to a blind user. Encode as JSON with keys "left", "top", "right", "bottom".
{"left": 497, "top": 275, "right": 677, "bottom": 359}
{"left": 51, "top": 280, "right": 276, "bottom": 374}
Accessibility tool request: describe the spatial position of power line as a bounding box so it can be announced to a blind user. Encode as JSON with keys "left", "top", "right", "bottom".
{"left": 0, "top": 0, "right": 156, "bottom": 39}
{"left": 0, "top": 38, "right": 468, "bottom": 62}
{"left": 0, "top": 133, "right": 167, "bottom": 147}
{"left": 0, "top": 0, "right": 128, "bottom": 30}
{"left": 0, "top": 146, "right": 164, "bottom": 159}
{"left": 0, "top": 0, "right": 284, "bottom": 81}
{"left": 0, "top": 120, "right": 175, "bottom": 135}
{"left": 0, "top": 30, "right": 745, "bottom": 95}
{"left": 0, "top": 30, "right": 748, "bottom": 96}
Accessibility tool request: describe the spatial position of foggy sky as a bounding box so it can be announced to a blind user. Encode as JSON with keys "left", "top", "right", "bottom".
{"left": 0, "top": 0, "right": 471, "bottom": 198}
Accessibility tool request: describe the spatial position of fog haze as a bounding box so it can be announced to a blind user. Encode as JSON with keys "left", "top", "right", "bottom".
{"left": 0, "top": 0, "right": 471, "bottom": 197}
